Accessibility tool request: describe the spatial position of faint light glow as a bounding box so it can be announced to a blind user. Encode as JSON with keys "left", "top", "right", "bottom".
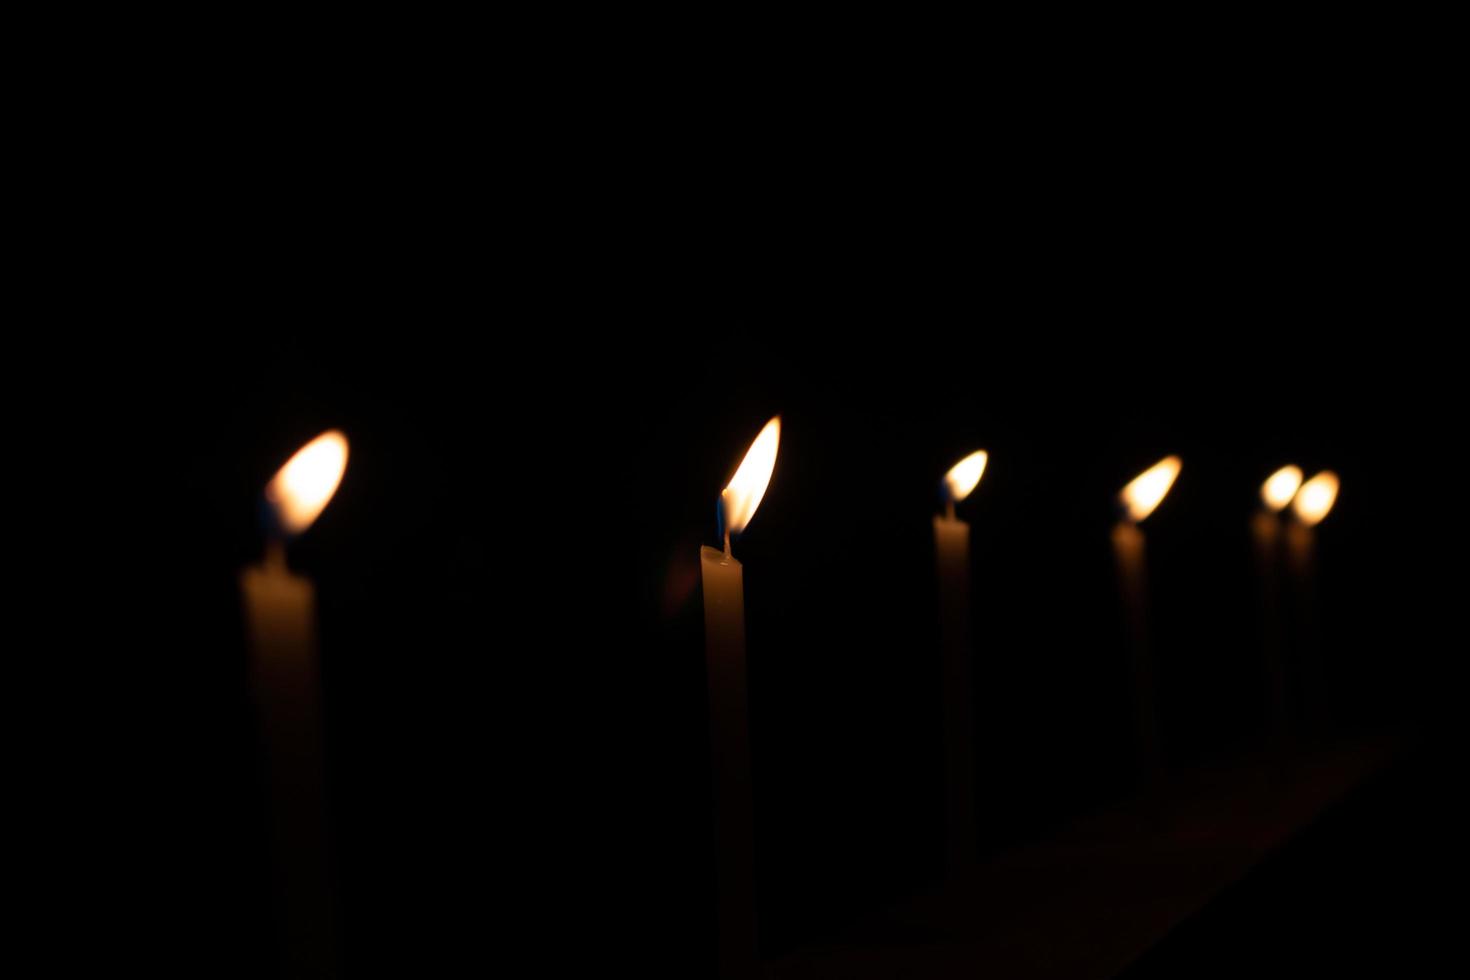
{"left": 1120, "top": 455, "right": 1182, "bottom": 523}
{"left": 1261, "top": 465, "right": 1304, "bottom": 512}
{"left": 942, "top": 450, "right": 989, "bottom": 503}
{"left": 1293, "top": 471, "right": 1339, "bottom": 526}
{"left": 265, "top": 430, "right": 349, "bottom": 535}
{"left": 721, "top": 416, "right": 781, "bottom": 536}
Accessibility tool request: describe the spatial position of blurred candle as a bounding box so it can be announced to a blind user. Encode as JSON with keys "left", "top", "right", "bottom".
{"left": 240, "top": 430, "right": 348, "bottom": 978}
{"left": 1253, "top": 465, "right": 1302, "bottom": 736}
{"left": 1111, "top": 455, "right": 1180, "bottom": 785}
{"left": 1286, "top": 470, "right": 1339, "bottom": 733}
{"left": 1288, "top": 470, "right": 1339, "bottom": 564}
{"left": 701, "top": 416, "right": 780, "bottom": 980}
{"left": 933, "top": 449, "right": 987, "bottom": 875}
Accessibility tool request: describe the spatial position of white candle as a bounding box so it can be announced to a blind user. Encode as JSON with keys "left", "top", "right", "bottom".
{"left": 934, "top": 449, "right": 986, "bottom": 876}
{"left": 701, "top": 416, "right": 779, "bottom": 980}
{"left": 1112, "top": 455, "right": 1180, "bottom": 785}
{"left": 241, "top": 429, "right": 348, "bottom": 978}
{"left": 1287, "top": 470, "right": 1339, "bottom": 734}
{"left": 1254, "top": 465, "right": 1303, "bottom": 736}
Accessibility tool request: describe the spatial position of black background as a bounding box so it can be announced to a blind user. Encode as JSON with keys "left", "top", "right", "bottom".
{"left": 95, "top": 90, "right": 1462, "bottom": 976}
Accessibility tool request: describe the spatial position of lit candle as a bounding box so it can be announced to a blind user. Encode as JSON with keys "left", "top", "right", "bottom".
{"left": 1253, "top": 465, "right": 1302, "bottom": 737}
{"left": 933, "top": 450, "right": 987, "bottom": 876}
{"left": 240, "top": 430, "right": 348, "bottom": 978}
{"left": 1286, "top": 470, "right": 1339, "bottom": 734}
{"left": 701, "top": 416, "right": 780, "bottom": 980}
{"left": 1111, "top": 455, "right": 1181, "bottom": 785}
{"left": 1287, "top": 470, "right": 1339, "bottom": 569}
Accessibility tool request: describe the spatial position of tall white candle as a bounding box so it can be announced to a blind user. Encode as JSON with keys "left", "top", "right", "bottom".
{"left": 240, "top": 429, "right": 348, "bottom": 978}
{"left": 1287, "top": 470, "right": 1339, "bottom": 735}
{"left": 933, "top": 449, "right": 987, "bottom": 876}
{"left": 1112, "top": 455, "right": 1180, "bottom": 786}
{"left": 1254, "top": 465, "right": 1302, "bottom": 737}
{"left": 701, "top": 416, "right": 779, "bottom": 980}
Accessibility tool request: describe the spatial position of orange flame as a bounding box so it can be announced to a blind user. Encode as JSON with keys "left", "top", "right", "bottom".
{"left": 265, "top": 430, "right": 349, "bottom": 535}
{"left": 1261, "top": 465, "right": 1304, "bottom": 512}
{"left": 721, "top": 416, "right": 781, "bottom": 536}
{"left": 1293, "top": 471, "right": 1339, "bottom": 526}
{"left": 941, "top": 450, "right": 989, "bottom": 504}
{"left": 1120, "top": 455, "right": 1181, "bottom": 523}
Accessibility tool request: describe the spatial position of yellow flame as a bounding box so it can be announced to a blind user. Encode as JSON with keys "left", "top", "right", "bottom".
{"left": 942, "top": 450, "right": 989, "bottom": 503}
{"left": 1120, "top": 455, "right": 1181, "bottom": 522}
{"left": 1261, "top": 465, "right": 1304, "bottom": 512}
{"left": 721, "top": 416, "right": 781, "bottom": 536}
{"left": 1292, "top": 471, "right": 1339, "bottom": 526}
{"left": 265, "top": 430, "right": 349, "bottom": 535}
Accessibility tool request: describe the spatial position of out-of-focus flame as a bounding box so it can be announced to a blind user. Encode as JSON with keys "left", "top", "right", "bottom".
{"left": 721, "top": 416, "right": 781, "bottom": 536}
{"left": 1261, "top": 465, "right": 1304, "bottom": 512}
{"left": 942, "top": 450, "right": 989, "bottom": 503}
{"left": 1293, "top": 471, "right": 1339, "bottom": 526}
{"left": 1120, "top": 455, "right": 1181, "bottom": 523}
{"left": 265, "top": 430, "right": 349, "bottom": 535}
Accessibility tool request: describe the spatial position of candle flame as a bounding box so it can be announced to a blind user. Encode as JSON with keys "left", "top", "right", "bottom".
{"left": 1261, "top": 465, "right": 1304, "bottom": 512}
{"left": 265, "top": 430, "right": 349, "bottom": 535}
{"left": 942, "top": 450, "right": 989, "bottom": 503}
{"left": 1120, "top": 455, "right": 1181, "bottom": 523}
{"left": 1292, "top": 470, "right": 1339, "bottom": 526}
{"left": 721, "top": 416, "right": 781, "bottom": 537}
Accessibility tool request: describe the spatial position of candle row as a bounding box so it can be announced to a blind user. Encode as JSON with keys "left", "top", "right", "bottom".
{"left": 711, "top": 420, "right": 1340, "bottom": 553}
{"left": 699, "top": 417, "right": 1340, "bottom": 979}
{"left": 237, "top": 424, "right": 1341, "bottom": 979}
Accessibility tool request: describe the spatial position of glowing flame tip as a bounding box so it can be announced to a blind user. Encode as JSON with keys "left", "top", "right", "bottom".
{"left": 1261, "top": 465, "right": 1304, "bottom": 512}
{"left": 942, "top": 450, "right": 989, "bottom": 504}
{"left": 1120, "top": 455, "right": 1181, "bottom": 522}
{"left": 720, "top": 416, "right": 781, "bottom": 538}
{"left": 264, "top": 429, "right": 349, "bottom": 536}
{"left": 1293, "top": 471, "right": 1339, "bottom": 526}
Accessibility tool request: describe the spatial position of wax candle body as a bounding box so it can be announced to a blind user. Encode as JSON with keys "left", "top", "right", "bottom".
{"left": 1285, "top": 521, "right": 1326, "bottom": 733}
{"left": 933, "top": 515, "right": 976, "bottom": 874}
{"left": 701, "top": 545, "right": 758, "bottom": 980}
{"left": 1251, "top": 511, "right": 1288, "bottom": 737}
{"left": 1111, "top": 521, "right": 1160, "bottom": 784}
{"left": 241, "top": 555, "right": 337, "bottom": 978}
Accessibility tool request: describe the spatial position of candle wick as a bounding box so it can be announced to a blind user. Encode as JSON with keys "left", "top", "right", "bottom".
{"left": 945, "top": 499, "right": 956, "bottom": 521}
{"left": 265, "top": 538, "right": 288, "bottom": 571}
{"left": 723, "top": 528, "right": 733, "bottom": 562}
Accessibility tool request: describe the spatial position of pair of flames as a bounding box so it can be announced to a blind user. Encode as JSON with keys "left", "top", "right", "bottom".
{"left": 1261, "top": 465, "right": 1339, "bottom": 526}
{"left": 945, "top": 451, "right": 1179, "bottom": 526}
